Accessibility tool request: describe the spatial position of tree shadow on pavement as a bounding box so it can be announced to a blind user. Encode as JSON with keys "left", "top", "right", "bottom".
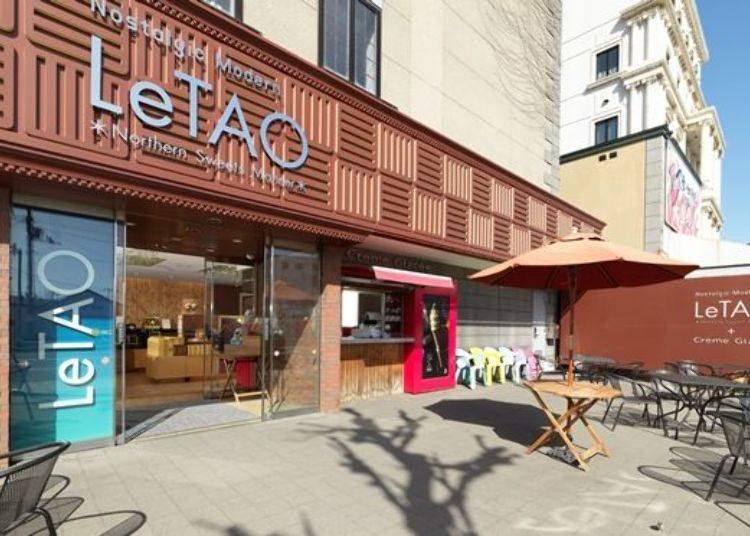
{"left": 425, "top": 398, "right": 555, "bottom": 447}
{"left": 302, "top": 407, "right": 518, "bottom": 536}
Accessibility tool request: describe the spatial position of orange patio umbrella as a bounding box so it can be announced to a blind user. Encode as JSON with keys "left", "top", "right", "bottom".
{"left": 469, "top": 232, "right": 697, "bottom": 384}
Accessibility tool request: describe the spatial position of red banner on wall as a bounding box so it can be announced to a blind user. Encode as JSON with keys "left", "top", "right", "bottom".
{"left": 560, "top": 275, "right": 750, "bottom": 369}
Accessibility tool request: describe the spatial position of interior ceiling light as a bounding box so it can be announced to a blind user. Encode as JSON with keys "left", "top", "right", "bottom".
{"left": 232, "top": 238, "right": 243, "bottom": 244}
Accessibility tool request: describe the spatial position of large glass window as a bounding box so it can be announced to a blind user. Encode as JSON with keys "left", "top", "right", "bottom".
{"left": 594, "top": 116, "right": 618, "bottom": 145}
{"left": 321, "top": 0, "right": 380, "bottom": 95}
{"left": 341, "top": 287, "right": 404, "bottom": 339}
{"left": 596, "top": 46, "right": 619, "bottom": 80}
{"left": 10, "top": 206, "right": 116, "bottom": 449}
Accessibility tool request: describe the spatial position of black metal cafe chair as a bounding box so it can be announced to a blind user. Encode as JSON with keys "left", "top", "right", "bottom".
{"left": 645, "top": 369, "right": 684, "bottom": 438}
{"left": 0, "top": 441, "right": 70, "bottom": 535}
{"left": 603, "top": 373, "right": 660, "bottom": 431}
{"left": 706, "top": 412, "right": 750, "bottom": 502}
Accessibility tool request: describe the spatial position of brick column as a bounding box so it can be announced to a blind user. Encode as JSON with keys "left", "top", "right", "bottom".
{"left": 0, "top": 187, "right": 10, "bottom": 453}
{"left": 319, "top": 244, "right": 344, "bottom": 412}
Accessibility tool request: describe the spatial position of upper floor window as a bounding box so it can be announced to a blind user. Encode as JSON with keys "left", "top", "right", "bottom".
{"left": 595, "top": 116, "right": 618, "bottom": 145}
{"left": 596, "top": 46, "right": 619, "bottom": 80}
{"left": 321, "top": 0, "right": 381, "bottom": 95}
{"left": 203, "top": 0, "right": 240, "bottom": 19}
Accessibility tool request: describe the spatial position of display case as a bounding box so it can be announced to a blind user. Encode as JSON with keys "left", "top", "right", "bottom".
{"left": 341, "top": 287, "right": 405, "bottom": 340}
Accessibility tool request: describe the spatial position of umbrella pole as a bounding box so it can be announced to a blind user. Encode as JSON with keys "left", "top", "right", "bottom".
{"left": 566, "top": 267, "right": 578, "bottom": 386}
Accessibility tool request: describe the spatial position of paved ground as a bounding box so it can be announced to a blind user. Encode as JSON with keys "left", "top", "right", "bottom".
{"left": 9, "top": 383, "right": 750, "bottom": 535}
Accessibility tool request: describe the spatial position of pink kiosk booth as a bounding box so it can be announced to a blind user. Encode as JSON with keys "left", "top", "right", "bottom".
{"left": 403, "top": 283, "right": 457, "bottom": 394}
{"left": 340, "top": 264, "right": 457, "bottom": 396}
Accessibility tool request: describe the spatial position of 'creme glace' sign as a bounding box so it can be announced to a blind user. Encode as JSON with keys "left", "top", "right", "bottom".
{"left": 89, "top": 0, "right": 308, "bottom": 193}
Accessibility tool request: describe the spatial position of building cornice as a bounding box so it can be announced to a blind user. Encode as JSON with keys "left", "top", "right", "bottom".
{"left": 619, "top": 61, "right": 725, "bottom": 154}
{"left": 622, "top": 0, "right": 709, "bottom": 124}
{"left": 687, "top": 106, "right": 726, "bottom": 155}
{"left": 684, "top": 0, "right": 709, "bottom": 63}
{"left": 622, "top": 0, "right": 708, "bottom": 63}
{"left": 702, "top": 196, "right": 723, "bottom": 228}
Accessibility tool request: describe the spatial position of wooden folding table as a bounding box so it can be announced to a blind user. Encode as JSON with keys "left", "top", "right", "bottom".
{"left": 524, "top": 380, "right": 621, "bottom": 471}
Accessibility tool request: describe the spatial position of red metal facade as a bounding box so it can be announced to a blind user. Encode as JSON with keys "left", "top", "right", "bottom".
{"left": 0, "top": 0, "right": 603, "bottom": 261}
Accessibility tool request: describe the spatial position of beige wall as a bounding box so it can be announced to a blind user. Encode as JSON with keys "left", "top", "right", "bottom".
{"left": 560, "top": 141, "right": 646, "bottom": 249}
{"left": 243, "top": 0, "right": 561, "bottom": 192}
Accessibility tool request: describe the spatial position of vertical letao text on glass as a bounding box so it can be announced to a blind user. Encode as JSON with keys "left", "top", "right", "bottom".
{"left": 10, "top": 207, "right": 115, "bottom": 448}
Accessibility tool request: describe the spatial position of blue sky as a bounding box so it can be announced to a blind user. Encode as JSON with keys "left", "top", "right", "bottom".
{"left": 697, "top": 0, "right": 749, "bottom": 243}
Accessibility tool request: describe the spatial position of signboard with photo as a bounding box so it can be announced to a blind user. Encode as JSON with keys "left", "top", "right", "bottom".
{"left": 665, "top": 141, "right": 701, "bottom": 236}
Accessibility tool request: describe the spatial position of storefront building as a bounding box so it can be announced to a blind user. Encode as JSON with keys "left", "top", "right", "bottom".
{"left": 0, "top": 0, "right": 602, "bottom": 450}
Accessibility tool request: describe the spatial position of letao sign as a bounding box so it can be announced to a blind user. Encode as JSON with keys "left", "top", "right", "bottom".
{"left": 89, "top": 0, "right": 309, "bottom": 193}
{"left": 10, "top": 207, "right": 116, "bottom": 449}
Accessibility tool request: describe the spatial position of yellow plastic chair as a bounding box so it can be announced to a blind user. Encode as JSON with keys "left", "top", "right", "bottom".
{"left": 468, "top": 347, "right": 490, "bottom": 386}
{"left": 484, "top": 347, "right": 505, "bottom": 384}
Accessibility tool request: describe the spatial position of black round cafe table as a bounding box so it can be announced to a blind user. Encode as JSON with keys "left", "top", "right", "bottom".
{"left": 649, "top": 372, "right": 750, "bottom": 443}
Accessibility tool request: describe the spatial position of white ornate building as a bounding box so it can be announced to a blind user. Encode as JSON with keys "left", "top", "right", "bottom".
{"left": 559, "top": 0, "right": 747, "bottom": 265}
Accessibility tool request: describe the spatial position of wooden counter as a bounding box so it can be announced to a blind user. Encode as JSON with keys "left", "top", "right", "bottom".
{"left": 340, "top": 340, "right": 411, "bottom": 403}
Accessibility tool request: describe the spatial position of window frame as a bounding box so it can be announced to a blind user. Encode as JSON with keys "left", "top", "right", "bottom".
{"left": 595, "top": 45, "right": 620, "bottom": 80}
{"left": 202, "top": 0, "right": 243, "bottom": 21}
{"left": 319, "top": 0, "right": 382, "bottom": 97}
{"left": 341, "top": 285, "right": 405, "bottom": 338}
{"left": 593, "top": 115, "right": 619, "bottom": 146}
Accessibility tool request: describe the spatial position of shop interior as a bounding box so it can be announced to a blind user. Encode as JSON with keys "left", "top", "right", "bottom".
{"left": 121, "top": 212, "right": 265, "bottom": 439}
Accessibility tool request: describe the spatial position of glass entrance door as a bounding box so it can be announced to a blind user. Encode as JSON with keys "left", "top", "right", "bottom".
{"left": 204, "top": 260, "right": 264, "bottom": 419}
{"left": 265, "top": 242, "right": 321, "bottom": 417}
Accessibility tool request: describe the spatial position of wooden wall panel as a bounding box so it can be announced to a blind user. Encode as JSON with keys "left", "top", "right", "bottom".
{"left": 413, "top": 190, "right": 445, "bottom": 237}
{"left": 490, "top": 180, "right": 513, "bottom": 218}
{"left": 546, "top": 206, "right": 559, "bottom": 237}
{"left": 531, "top": 230, "right": 544, "bottom": 250}
{"left": 445, "top": 198, "right": 467, "bottom": 242}
{"left": 444, "top": 156, "right": 471, "bottom": 202}
{"left": 0, "top": 0, "right": 15, "bottom": 33}
{"left": 528, "top": 197, "right": 547, "bottom": 231}
{"left": 513, "top": 191, "right": 529, "bottom": 225}
{"left": 380, "top": 174, "right": 412, "bottom": 229}
{"left": 335, "top": 163, "right": 379, "bottom": 221}
{"left": 25, "top": 0, "right": 130, "bottom": 76}
{"left": 468, "top": 209, "right": 493, "bottom": 250}
{"left": 377, "top": 124, "right": 414, "bottom": 182}
{"left": 416, "top": 142, "right": 443, "bottom": 194}
{"left": 472, "top": 168, "right": 491, "bottom": 212}
{"left": 494, "top": 217, "right": 511, "bottom": 255}
{"left": 511, "top": 224, "right": 531, "bottom": 256}
{"left": 339, "top": 104, "right": 375, "bottom": 170}
{"left": 0, "top": 37, "right": 15, "bottom": 130}
{"left": 287, "top": 81, "right": 335, "bottom": 153}
{"left": 340, "top": 344, "right": 404, "bottom": 403}
{"left": 125, "top": 276, "right": 204, "bottom": 325}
